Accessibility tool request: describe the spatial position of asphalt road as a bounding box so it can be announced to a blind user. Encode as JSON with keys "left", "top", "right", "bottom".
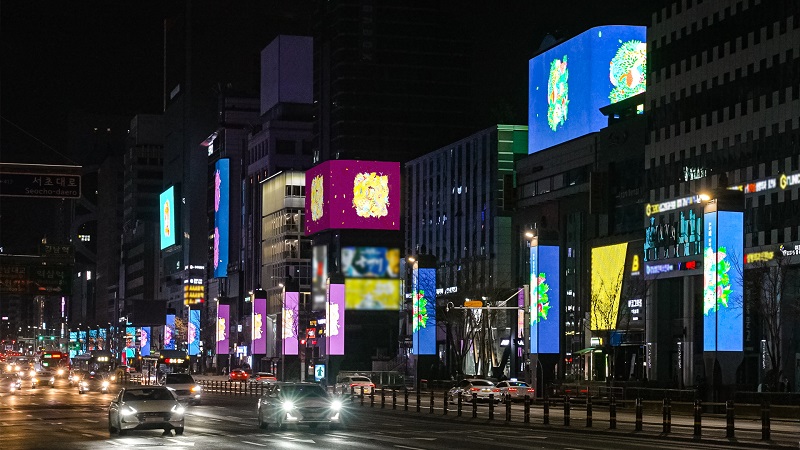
{"left": 1, "top": 379, "right": 797, "bottom": 450}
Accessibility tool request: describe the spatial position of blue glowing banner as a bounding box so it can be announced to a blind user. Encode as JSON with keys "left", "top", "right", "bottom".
{"left": 140, "top": 327, "right": 151, "bottom": 357}
{"left": 529, "top": 25, "right": 646, "bottom": 154}
{"left": 530, "top": 245, "right": 560, "bottom": 354}
{"left": 164, "top": 314, "right": 176, "bottom": 350}
{"left": 213, "top": 159, "right": 230, "bottom": 278}
{"left": 188, "top": 310, "right": 201, "bottom": 356}
{"left": 703, "top": 211, "right": 744, "bottom": 352}
{"left": 412, "top": 266, "right": 436, "bottom": 355}
{"left": 125, "top": 326, "right": 136, "bottom": 359}
{"left": 159, "top": 186, "right": 176, "bottom": 250}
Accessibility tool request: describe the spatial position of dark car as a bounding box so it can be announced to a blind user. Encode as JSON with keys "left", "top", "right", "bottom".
{"left": 78, "top": 371, "right": 111, "bottom": 394}
{"left": 257, "top": 382, "right": 347, "bottom": 431}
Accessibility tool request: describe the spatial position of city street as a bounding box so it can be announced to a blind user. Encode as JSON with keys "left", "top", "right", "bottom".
{"left": 1, "top": 380, "right": 797, "bottom": 450}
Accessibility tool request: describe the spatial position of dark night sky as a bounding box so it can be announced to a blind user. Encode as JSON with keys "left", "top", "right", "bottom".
{"left": 0, "top": 1, "right": 651, "bottom": 253}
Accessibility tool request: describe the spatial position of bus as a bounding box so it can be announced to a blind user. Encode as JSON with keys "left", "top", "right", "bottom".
{"left": 37, "top": 351, "right": 70, "bottom": 377}
{"left": 72, "top": 350, "right": 115, "bottom": 375}
{"left": 140, "top": 350, "right": 190, "bottom": 384}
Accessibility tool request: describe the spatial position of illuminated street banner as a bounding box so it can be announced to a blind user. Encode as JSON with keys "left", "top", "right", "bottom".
{"left": 216, "top": 304, "right": 230, "bottom": 355}
{"left": 159, "top": 186, "right": 177, "bottom": 249}
{"left": 529, "top": 25, "right": 646, "bottom": 154}
{"left": 341, "top": 247, "right": 400, "bottom": 278}
{"left": 326, "top": 281, "right": 345, "bottom": 355}
{"left": 140, "top": 327, "right": 151, "bottom": 357}
{"left": 282, "top": 291, "right": 299, "bottom": 355}
{"left": 312, "top": 245, "right": 328, "bottom": 308}
{"left": 591, "top": 243, "right": 628, "bottom": 330}
{"left": 530, "top": 245, "right": 560, "bottom": 354}
{"left": 252, "top": 296, "right": 267, "bottom": 354}
{"left": 412, "top": 266, "right": 436, "bottom": 355}
{"left": 188, "top": 309, "right": 200, "bottom": 356}
{"left": 125, "top": 327, "right": 136, "bottom": 359}
{"left": 344, "top": 278, "right": 401, "bottom": 310}
{"left": 703, "top": 210, "right": 744, "bottom": 352}
{"left": 213, "top": 159, "right": 230, "bottom": 278}
{"left": 164, "top": 314, "right": 176, "bottom": 350}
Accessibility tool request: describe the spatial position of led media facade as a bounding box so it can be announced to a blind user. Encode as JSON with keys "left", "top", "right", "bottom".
{"left": 344, "top": 279, "right": 401, "bottom": 310}
{"left": 140, "top": 326, "right": 151, "bottom": 357}
{"left": 305, "top": 160, "right": 400, "bottom": 235}
{"left": 125, "top": 327, "right": 136, "bottom": 359}
{"left": 412, "top": 266, "right": 436, "bottom": 355}
{"left": 528, "top": 25, "right": 646, "bottom": 154}
{"left": 529, "top": 245, "right": 560, "bottom": 354}
{"left": 282, "top": 291, "right": 299, "bottom": 355}
{"left": 591, "top": 243, "right": 628, "bottom": 330}
{"left": 252, "top": 296, "right": 267, "bottom": 354}
{"left": 327, "top": 281, "right": 345, "bottom": 355}
{"left": 341, "top": 247, "right": 400, "bottom": 278}
{"left": 703, "top": 211, "right": 744, "bottom": 352}
{"left": 159, "top": 186, "right": 177, "bottom": 249}
{"left": 216, "top": 304, "right": 229, "bottom": 355}
{"left": 188, "top": 309, "right": 200, "bottom": 356}
{"left": 164, "top": 314, "right": 176, "bottom": 350}
{"left": 213, "top": 159, "right": 230, "bottom": 278}
{"left": 312, "top": 245, "right": 328, "bottom": 308}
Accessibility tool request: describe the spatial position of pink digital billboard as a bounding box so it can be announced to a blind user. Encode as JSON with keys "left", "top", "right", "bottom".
{"left": 326, "top": 282, "right": 345, "bottom": 355}
{"left": 282, "top": 291, "right": 299, "bottom": 355}
{"left": 305, "top": 160, "right": 400, "bottom": 235}
{"left": 252, "top": 297, "right": 267, "bottom": 354}
{"left": 216, "top": 304, "right": 229, "bottom": 355}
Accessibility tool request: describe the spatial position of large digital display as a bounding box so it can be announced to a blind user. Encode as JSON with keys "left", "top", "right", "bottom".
{"left": 530, "top": 245, "right": 560, "bottom": 354}
{"left": 159, "top": 186, "right": 177, "bottom": 249}
{"left": 305, "top": 160, "right": 400, "bottom": 235}
{"left": 282, "top": 291, "right": 299, "bottom": 355}
{"left": 703, "top": 211, "right": 744, "bottom": 352}
{"left": 528, "top": 26, "right": 646, "bottom": 154}
{"left": 591, "top": 242, "right": 628, "bottom": 330}
{"left": 252, "top": 297, "right": 267, "bottom": 354}
{"left": 213, "top": 159, "right": 230, "bottom": 278}
{"left": 140, "top": 326, "right": 151, "bottom": 357}
{"left": 312, "top": 245, "right": 328, "bottom": 309}
{"left": 188, "top": 309, "right": 200, "bottom": 356}
{"left": 327, "top": 281, "right": 345, "bottom": 355}
{"left": 216, "top": 304, "right": 229, "bottom": 355}
{"left": 412, "top": 267, "right": 436, "bottom": 355}
{"left": 341, "top": 247, "right": 400, "bottom": 278}
{"left": 124, "top": 327, "right": 136, "bottom": 359}
{"left": 345, "top": 279, "right": 401, "bottom": 310}
{"left": 164, "top": 314, "right": 176, "bottom": 350}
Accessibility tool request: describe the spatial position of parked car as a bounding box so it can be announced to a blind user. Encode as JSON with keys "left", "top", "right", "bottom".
{"left": 447, "top": 379, "right": 501, "bottom": 403}
{"left": 256, "top": 382, "right": 346, "bottom": 431}
{"left": 229, "top": 368, "right": 250, "bottom": 382}
{"left": 108, "top": 386, "right": 185, "bottom": 436}
{"left": 163, "top": 373, "right": 202, "bottom": 405}
{"left": 495, "top": 380, "right": 534, "bottom": 401}
{"left": 252, "top": 372, "right": 278, "bottom": 385}
{"left": 337, "top": 375, "right": 374, "bottom": 395}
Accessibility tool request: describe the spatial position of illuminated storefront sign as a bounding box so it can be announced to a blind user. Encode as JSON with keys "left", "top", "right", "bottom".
{"left": 744, "top": 251, "right": 775, "bottom": 264}
{"left": 703, "top": 210, "right": 744, "bottom": 352}
{"left": 216, "top": 304, "right": 229, "bottom": 355}
{"left": 645, "top": 195, "right": 703, "bottom": 217}
{"left": 644, "top": 260, "right": 699, "bottom": 275}
{"left": 530, "top": 244, "right": 560, "bottom": 354}
{"left": 183, "top": 283, "right": 205, "bottom": 305}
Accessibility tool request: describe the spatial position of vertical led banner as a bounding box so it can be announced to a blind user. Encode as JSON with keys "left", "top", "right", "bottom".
{"left": 282, "top": 291, "right": 299, "bottom": 355}
{"left": 140, "top": 327, "right": 151, "bottom": 357}
{"left": 125, "top": 327, "right": 136, "bottom": 359}
{"left": 252, "top": 296, "right": 267, "bottom": 354}
{"left": 703, "top": 210, "right": 744, "bottom": 351}
{"left": 164, "top": 314, "right": 176, "bottom": 350}
{"left": 216, "top": 304, "right": 230, "bottom": 355}
{"left": 411, "top": 265, "right": 437, "bottom": 355}
{"left": 213, "top": 159, "right": 230, "bottom": 278}
{"left": 159, "top": 186, "right": 176, "bottom": 249}
{"left": 188, "top": 309, "right": 201, "bottom": 356}
{"left": 326, "top": 281, "right": 345, "bottom": 355}
{"left": 530, "top": 245, "right": 560, "bottom": 354}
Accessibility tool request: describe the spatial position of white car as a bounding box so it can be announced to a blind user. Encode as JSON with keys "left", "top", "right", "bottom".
{"left": 108, "top": 386, "right": 185, "bottom": 436}
{"left": 163, "top": 373, "right": 202, "bottom": 405}
{"left": 257, "top": 382, "right": 346, "bottom": 431}
{"left": 447, "top": 379, "right": 501, "bottom": 403}
{"left": 337, "top": 376, "right": 374, "bottom": 395}
{"left": 495, "top": 380, "right": 534, "bottom": 401}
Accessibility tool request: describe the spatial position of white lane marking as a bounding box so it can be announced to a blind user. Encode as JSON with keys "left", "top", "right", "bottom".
{"left": 241, "top": 441, "right": 267, "bottom": 447}
{"left": 83, "top": 418, "right": 97, "bottom": 422}
{"left": 167, "top": 439, "right": 194, "bottom": 446}
{"left": 411, "top": 437, "right": 436, "bottom": 441}
{"left": 394, "top": 446, "right": 424, "bottom": 450}
{"left": 105, "top": 441, "right": 121, "bottom": 446}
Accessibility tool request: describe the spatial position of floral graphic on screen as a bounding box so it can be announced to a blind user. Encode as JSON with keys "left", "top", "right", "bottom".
{"left": 326, "top": 302, "right": 340, "bottom": 336}
{"left": 163, "top": 200, "right": 171, "bottom": 237}
{"left": 253, "top": 312, "right": 263, "bottom": 340}
{"left": 547, "top": 55, "right": 569, "bottom": 131}
{"left": 213, "top": 227, "right": 220, "bottom": 270}
{"left": 703, "top": 246, "right": 732, "bottom": 315}
{"left": 216, "top": 317, "right": 226, "bottom": 342}
{"left": 352, "top": 172, "right": 390, "bottom": 218}
{"left": 214, "top": 170, "right": 221, "bottom": 212}
{"left": 412, "top": 290, "right": 429, "bottom": 332}
{"left": 531, "top": 273, "right": 551, "bottom": 324}
{"left": 310, "top": 175, "right": 324, "bottom": 221}
{"left": 608, "top": 40, "right": 647, "bottom": 103}
{"left": 282, "top": 308, "right": 296, "bottom": 339}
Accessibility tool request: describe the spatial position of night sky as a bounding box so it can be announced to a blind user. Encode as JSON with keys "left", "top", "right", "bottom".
{"left": 0, "top": 1, "right": 651, "bottom": 253}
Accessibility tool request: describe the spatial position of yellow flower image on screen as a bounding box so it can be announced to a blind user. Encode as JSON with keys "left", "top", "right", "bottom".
{"left": 252, "top": 313, "right": 263, "bottom": 340}
{"left": 282, "top": 308, "right": 295, "bottom": 339}
{"left": 352, "top": 172, "right": 389, "bottom": 218}
{"left": 326, "top": 301, "right": 340, "bottom": 336}
{"left": 216, "top": 317, "right": 226, "bottom": 342}
{"left": 310, "top": 175, "right": 324, "bottom": 221}
{"left": 345, "top": 279, "right": 401, "bottom": 310}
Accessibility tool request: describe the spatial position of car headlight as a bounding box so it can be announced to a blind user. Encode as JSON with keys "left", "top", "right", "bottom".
{"left": 191, "top": 385, "right": 202, "bottom": 393}
{"left": 120, "top": 405, "right": 137, "bottom": 416}
{"left": 57, "top": 369, "right": 64, "bottom": 376}
{"left": 171, "top": 404, "right": 185, "bottom": 415}
{"left": 102, "top": 381, "right": 109, "bottom": 388}
{"left": 110, "top": 376, "right": 116, "bottom": 381}
{"left": 282, "top": 401, "right": 295, "bottom": 411}
{"left": 331, "top": 400, "right": 343, "bottom": 411}
{"left": 50, "top": 377, "right": 55, "bottom": 383}
{"left": 80, "top": 381, "right": 88, "bottom": 387}
{"left": 30, "top": 370, "right": 36, "bottom": 377}
{"left": 32, "top": 378, "right": 38, "bottom": 383}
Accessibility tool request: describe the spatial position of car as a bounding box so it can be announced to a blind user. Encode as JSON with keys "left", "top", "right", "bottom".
{"left": 163, "top": 373, "right": 202, "bottom": 405}
{"left": 495, "top": 380, "right": 534, "bottom": 401}
{"left": 78, "top": 371, "right": 111, "bottom": 394}
{"left": 229, "top": 368, "right": 249, "bottom": 382}
{"left": 54, "top": 366, "right": 69, "bottom": 379}
{"left": 447, "top": 379, "right": 501, "bottom": 403}
{"left": 252, "top": 372, "right": 278, "bottom": 385}
{"left": 108, "top": 386, "right": 185, "bottom": 436}
{"left": 0, "top": 373, "right": 22, "bottom": 395}
{"left": 18, "top": 368, "right": 38, "bottom": 389}
{"left": 257, "top": 382, "right": 346, "bottom": 431}
{"left": 33, "top": 369, "right": 56, "bottom": 388}
{"left": 69, "top": 370, "right": 87, "bottom": 387}
{"left": 337, "top": 375, "right": 374, "bottom": 395}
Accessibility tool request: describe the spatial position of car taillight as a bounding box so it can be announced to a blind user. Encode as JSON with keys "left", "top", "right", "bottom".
{"left": 470, "top": 387, "right": 479, "bottom": 391}
{"left": 527, "top": 388, "right": 535, "bottom": 392}
{"left": 350, "top": 383, "right": 357, "bottom": 387}
{"left": 491, "top": 388, "right": 500, "bottom": 392}
{"left": 369, "top": 384, "right": 375, "bottom": 387}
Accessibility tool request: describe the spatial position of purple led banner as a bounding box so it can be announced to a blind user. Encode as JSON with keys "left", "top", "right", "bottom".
{"left": 282, "top": 291, "right": 299, "bottom": 355}
{"left": 327, "top": 282, "right": 345, "bottom": 355}
{"left": 252, "top": 297, "right": 267, "bottom": 354}
{"left": 216, "top": 304, "right": 230, "bottom": 355}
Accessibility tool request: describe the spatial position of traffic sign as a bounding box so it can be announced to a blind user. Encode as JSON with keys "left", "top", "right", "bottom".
{"left": 0, "top": 164, "right": 81, "bottom": 199}
{"left": 314, "top": 364, "right": 326, "bottom": 382}
{"left": 464, "top": 300, "right": 483, "bottom": 308}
